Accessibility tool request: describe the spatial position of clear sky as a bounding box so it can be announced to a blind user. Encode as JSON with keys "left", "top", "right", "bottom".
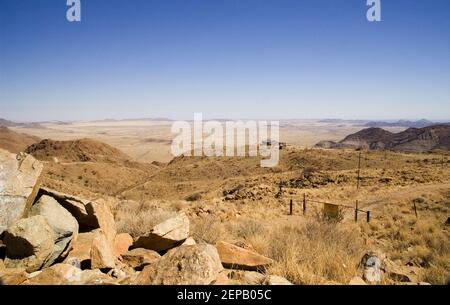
{"left": 1, "top": 0, "right": 449, "bottom": 122}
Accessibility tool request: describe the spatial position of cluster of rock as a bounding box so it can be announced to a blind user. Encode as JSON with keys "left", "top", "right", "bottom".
{"left": 349, "top": 250, "right": 431, "bottom": 285}
{"left": 223, "top": 184, "right": 279, "bottom": 201}
{"left": 0, "top": 149, "right": 289, "bottom": 285}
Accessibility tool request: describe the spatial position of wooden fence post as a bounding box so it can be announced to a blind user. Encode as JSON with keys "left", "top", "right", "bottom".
{"left": 413, "top": 201, "right": 418, "bottom": 218}
{"left": 355, "top": 200, "right": 358, "bottom": 222}
{"left": 303, "top": 193, "right": 306, "bottom": 215}
{"left": 289, "top": 199, "right": 293, "bottom": 215}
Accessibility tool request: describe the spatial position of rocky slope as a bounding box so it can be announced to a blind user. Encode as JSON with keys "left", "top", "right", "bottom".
{"left": 0, "top": 149, "right": 288, "bottom": 285}
{"left": 0, "top": 127, "right": 41, "bottom": 154}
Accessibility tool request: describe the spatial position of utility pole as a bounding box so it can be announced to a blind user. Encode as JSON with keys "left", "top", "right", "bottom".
{"left": 357, "top": 151, "right": 362, "bottom": 190}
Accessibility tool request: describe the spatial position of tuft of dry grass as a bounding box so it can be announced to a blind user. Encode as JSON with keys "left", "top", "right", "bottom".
{"left": 112, "top": 200, "right": 177, "bottom": 238}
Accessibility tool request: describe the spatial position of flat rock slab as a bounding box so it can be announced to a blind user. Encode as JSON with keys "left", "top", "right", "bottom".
{"left": 0, "top": 150, "right": 43, "bottom": 234}
{"left": 133, "top": 212, "right": 189, "bottom": 252}
{"left": 216, "top": 241, "right": 273, "bottom": 271}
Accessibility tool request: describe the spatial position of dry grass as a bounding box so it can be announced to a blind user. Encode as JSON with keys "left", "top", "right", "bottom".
{"left": 360, "top": 192, "right": 450, "bottom": 285}
{"left": 259, "top": 221, "right": 365, "bottom": 284}
{"left": 190, "top": 216, "right": 366, "bottom": 284}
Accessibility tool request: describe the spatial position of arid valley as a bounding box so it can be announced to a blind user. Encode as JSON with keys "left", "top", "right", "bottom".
{"left": 1, "top": 118, "right": 449, "bottom": 285}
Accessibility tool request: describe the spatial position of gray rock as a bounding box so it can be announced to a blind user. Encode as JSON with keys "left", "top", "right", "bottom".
{"left": 29, "top": 195, "right": 79, "bottom": 267}
{"left": 3, "top": 215, "right": 55, "bottom": 272}
{"left": 0, "top": 150, "right": 43, "bottom": 234}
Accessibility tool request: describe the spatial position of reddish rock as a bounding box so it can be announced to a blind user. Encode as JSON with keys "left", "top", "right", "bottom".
{"left": 216, "top": 241, "right": 273, "bottom": 271}
{"left": 122, "top": 248, "right": 161, "bottom": 271}
{"left": 113, "top": 233, "right": 133, "bottom": 257}
{"left": 63, "top": 231, "right": 100, "bottom": 269}
{"left": 0, "top": 268, "right": 28, "bottom": 285}
{"left": 87, "top": 199, "right": 116, "bottom": 246}
{"left": 90, "top": 233, "right": 115, "bottom": 270}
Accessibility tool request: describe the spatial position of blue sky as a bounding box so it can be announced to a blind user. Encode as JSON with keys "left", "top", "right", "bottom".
{"left": 1, "top": 0, "right": 449, "bottom": 122}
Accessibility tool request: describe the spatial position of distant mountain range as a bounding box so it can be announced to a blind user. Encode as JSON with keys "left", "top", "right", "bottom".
{"left": 362, "top": 119, "right": 446, "bottom": 128}
{"left": 315, "top": 124, "right": 450, "bottom": 152}
{"left": 0, "top": 118, "right": 24, "bottom": 127}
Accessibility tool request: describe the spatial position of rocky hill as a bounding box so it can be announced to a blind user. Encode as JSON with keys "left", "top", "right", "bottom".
{"left": 25, "top": 138, "right": 132, "bottom": 164}
{"left": 315, "top": 125, "right": 450, "bottom": 152}
{"left": 0, "top": 126, "right": 41, "bottom": 153}
{"left": 22, "top": 138, "right": 158, "bottom": 198}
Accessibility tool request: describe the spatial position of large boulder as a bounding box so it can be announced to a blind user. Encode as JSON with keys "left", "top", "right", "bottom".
{"left": 122, "top": 248, "right": 161, "bottom": 271}
{"left": 29, "top": 195, "right": 79, "bottom": 267}
{"left": 37, "top": 188, "right": 94, "bottom": 229}
{"left": 90, "top": 233, "right": 115, "bottom": 270}
{"left": 38, "top": 188, "right": 115, "bottom": 234}
{"left": 134, "top": 244, "right": 223, "bottom": 285}
{"left": 3, "top": 215, "right": 56, "bottom": 272}
{"left": 133, "top": 213, "right": 189, "bottom": 252}
{"left": 0, "top": 150, "right": 43, "bottom": 234}
{"left": 215, "top": 241, "right": 273, "bottom": 271}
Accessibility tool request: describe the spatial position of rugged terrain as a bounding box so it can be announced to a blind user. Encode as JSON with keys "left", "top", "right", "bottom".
{"left": 0, "top": 123, "right": 449, "bottom": 285}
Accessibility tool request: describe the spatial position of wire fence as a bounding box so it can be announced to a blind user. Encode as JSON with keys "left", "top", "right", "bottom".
{"left": 286, "top": 193, "right": 371, "bottom": 223}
